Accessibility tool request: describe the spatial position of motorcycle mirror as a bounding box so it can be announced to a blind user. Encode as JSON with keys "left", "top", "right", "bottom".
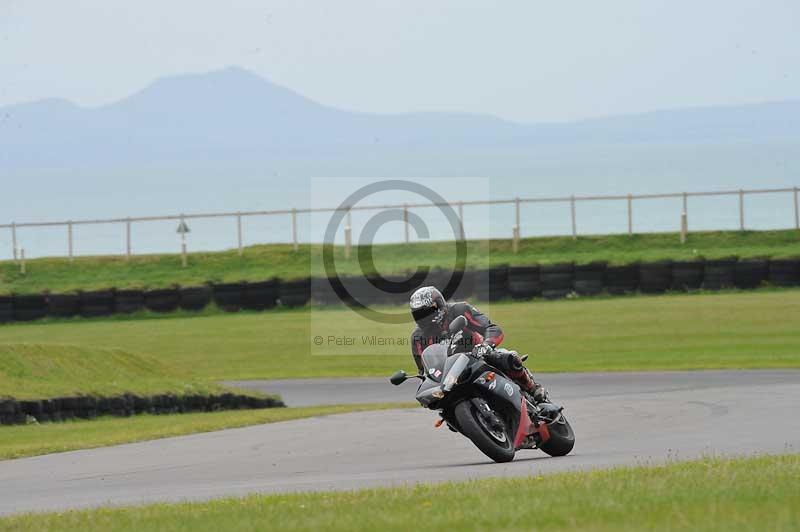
{"left": 448, "top": 315, "right": 467, "bottom": 334}
{"left": 389, "top": 370, "right": 408, "bottom": 385}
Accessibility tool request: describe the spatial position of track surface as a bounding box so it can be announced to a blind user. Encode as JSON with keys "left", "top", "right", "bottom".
{"left": 1, "top": 370, "right": 799, "bottom": 516}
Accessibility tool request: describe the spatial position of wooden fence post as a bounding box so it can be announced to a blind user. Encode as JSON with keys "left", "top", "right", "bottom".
{"left": 236, "top": 213, "right": 243, "bottom": 256}
{"left": 570, "top": 195, "right": 577, "bottom": 240}
{"left": 11, "top": 222, "right": 17, "bottom": 262}
{"left": 344, "top": 210, "right": 352, "bottom": 260}
{"left": 291, "top": 209, "right": 298, "bottom": 252}
{"left": 739, "top": 189, "right": 745, "bottom": 231}
{"left": 67, "top": 221, "right": 74, "bottom": 261}
{"left": 126, "top": 218, "right": 132, "bottom": 260}
{"left": 513, "top": 197, "right": 521, "bottom": 253}
{"left": 627, "top": 194, "right": 633, "bottom": 236}
{"left": 458, "top": 201, "right": 465, "bottom": 241}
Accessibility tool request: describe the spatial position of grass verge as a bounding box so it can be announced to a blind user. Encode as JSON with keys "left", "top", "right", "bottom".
{"left": 2, "top": 454, "right": 797, "bottom": 531}
{"left": 2, "top": 229, "right": 800, "bottom": 294}
{"left": 1, "top": 290, "right": 799, "bottom": 381}
{"left": 0, "top": 403, "right": 413, "bottom": 461}
{"left": 0, "top": 344, "right": 222, "bottom": 400}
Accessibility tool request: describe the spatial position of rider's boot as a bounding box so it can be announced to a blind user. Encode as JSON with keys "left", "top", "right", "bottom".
{"left": 506, "top": 367, "right": 548, "bottom": 403}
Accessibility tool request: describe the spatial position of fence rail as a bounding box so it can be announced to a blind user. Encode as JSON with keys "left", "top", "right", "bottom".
{"left": 3, "top": 186, "right": 799, "bottom": 262}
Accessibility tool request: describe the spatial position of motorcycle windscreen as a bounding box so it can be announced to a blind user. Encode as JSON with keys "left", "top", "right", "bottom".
{"left": 442, "top": 354, "right": 469, "bottom": 392}
{"left": 421, "top": 343, "right": 447, "bottom": 382}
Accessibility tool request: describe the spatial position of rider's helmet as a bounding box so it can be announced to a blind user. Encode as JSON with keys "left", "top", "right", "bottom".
{"left": 409, "top": 286, "right": 447, "bottom": 330}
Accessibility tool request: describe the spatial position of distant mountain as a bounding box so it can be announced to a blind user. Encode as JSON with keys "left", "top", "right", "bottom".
{"left": 1, "top": 66, "right": 799, "bottom": 169}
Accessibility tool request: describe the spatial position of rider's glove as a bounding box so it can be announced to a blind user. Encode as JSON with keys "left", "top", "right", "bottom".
{"left": 472, "top": 341, "right": 494, "bottom": 358}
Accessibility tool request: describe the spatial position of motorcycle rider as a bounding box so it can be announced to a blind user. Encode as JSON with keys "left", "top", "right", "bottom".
{"left": 409, "top": 286, "right": 546, "bottom": 402}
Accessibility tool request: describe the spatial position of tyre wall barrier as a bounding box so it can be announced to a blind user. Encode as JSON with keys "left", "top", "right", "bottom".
{"left": 541, "top": 263, "right": 574, "bottom": 300}
{"left": 703, "top": 257, "right": 737, "bottom": 290}
{"left": 2, "top": 257, "right": 800, "bottom": 326}
{"left": 47, "top": 293, "right": 81, "bottom": 318}
{"left": 13, "top": 294, "right": 47, "bottom": 322}
{"left": 80, "top": 290, "right": 115, "bottom": 317}
{"left": 243, "top": 280, "right": 279, "bottom": 310}
{"left": 179, "top": 286, "right": 212, "bottom": 311}
{"left": 671, "top": 260, "right": 704, "bottom": 291}
{"left": 768, "top": 259, "right": 800, "bottom": 287}
{"left": 507, "top": 266, "right": 541, "bottom": 299}
{"left": 574, "top": 262, "right": 606, "bottom": 296}
{"left": 448, "top": 269, "right": 476, "bottom": 301}
{"left": 475, "top": 266, "right": 509, "bottom": 302}
{"left": 115, "top": 289, "right": 144, "bottom": 314}
{"left": 639, "top": 261, "right": 672, "bottom": 294}
{"left": 605, "top": 264, "right": 639, "bottom": 294}
{"left": 145, "top": 288, "right": 180, "bottom": 313}
{"left": 0, "top": 393, "right": 285, "bottom": 426}
{"left": 278, "top": 278, "right": 311, "bottom": 307}
{"left": 213, "top": 282, "right": 244, "bottom": 312}
{"left": 0, "top": 296, "right": 14, "bottom": 323}
{"left": 735, "top": 259, "right": 769, "bottom": 289}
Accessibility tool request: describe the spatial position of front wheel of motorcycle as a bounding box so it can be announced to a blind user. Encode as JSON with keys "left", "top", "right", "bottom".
{"left": 453, "top": 400, "right": 515, "bottom": 463}
{"left": 539, "top": 413, "right": 575, "bottom": 457}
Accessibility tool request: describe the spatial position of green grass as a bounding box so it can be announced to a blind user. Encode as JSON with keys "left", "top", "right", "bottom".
{"left": 3, "top": 229, "right": 800, "bottom": 294}
{"left": 0, "top": 403, "right": 413, "bottom": 461}
{"left": 0, "top": 344, "right": 222, "bottom": 400}
{"left": 1, "top": 290, "right": 799, "bottom": 383}
{"left": 3, "top": 454, "right": 797, "bottom": 531}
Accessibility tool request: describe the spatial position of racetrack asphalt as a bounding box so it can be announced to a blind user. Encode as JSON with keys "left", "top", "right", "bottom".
{"left": 1, "top": 370, "right": 799, "bottom": 516}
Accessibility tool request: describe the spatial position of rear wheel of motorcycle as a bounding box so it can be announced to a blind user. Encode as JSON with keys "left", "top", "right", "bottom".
{"left": 539, "top": 413, "right": 575, "bottom": 457}
{"left": 454, "top": 401, "right": 515, "bottom": 463}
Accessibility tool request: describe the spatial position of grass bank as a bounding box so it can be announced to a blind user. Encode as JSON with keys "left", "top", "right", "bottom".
{"left": 0, "top": 403, "right": 413, "bottom": 461}
{"left": 2, "top": 229, "right": 800, "bottom": 294}
{"left": 1, "top": 290, "right": 799, "bottom": 381}
{"left": 3, "top": 454, "right": 797, "bottom": 531}
{"left": 0, "top": 344, "right": 221, "bottom": 400}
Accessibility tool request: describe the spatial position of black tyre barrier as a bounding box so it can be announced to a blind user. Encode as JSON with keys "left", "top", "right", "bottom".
{"left": 768, "top": 259, "right": 800, "bottom": 287}
{"left": 449, "top": 269, "right": 476, "bottom": 301}
{"left": 639, "top": 261, "right": 672, "bottom": 294}
{"left": 507, "top": 266, "right": 541, "bottom": 299}
{"left": 13, "top": 294, "right": 47, "bottom": 322}
{"left": 574, "top": 262, "right": 606, "bottom": 296}
{"left": 474, "top": 266, "right": 510, "bottom": 302}
{"left": 342, "top": 275, "right": 384, "bottom": 306}
{"left": 47, "top": 293, "right": 81, "bottom": 318}
{"left": 311, "top": 277, "right": 342, "bottom": 305}
{"left": 605, "top": 264, "right": 639, "bottom": 295}
{"left": 243, "top": 280, "right": 279, "bottom": 310}
{"left": 114, "top": 289, "right": 144, "bottom": 314}
{"left": 213, "top": 282, "right": 244, "bottom": 311}
{"left": 703, "top": 257, "right": 738, "bottom": 290}
{"left": 735, "top": 259, "right": 769, "bottom": 289}
{"left": 179, "top": 286, "right": 212, "bottom": 311}
{"left": 144, "top": 288, "right": 180, "bottom": 313}
{"left": 671, "top": 261, "right": 705, "bottom": 292}
{"left": 541, "top": 263, "right": 574, "bottom": 300}
{"left": 80, "top": 290, "right": 115, "bottom": 318}
{"left": 0, "top": 296, "right": 13, "bottom": 323}
{"left": 278, "top": 278, "right": 311, "bottom": 307}
{"left": 0, "top": 392, "right": 285, "bottom": 425}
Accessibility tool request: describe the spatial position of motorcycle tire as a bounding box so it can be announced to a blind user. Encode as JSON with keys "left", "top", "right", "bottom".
{"left": 454, "top": 400, "right": 515, "bottom": 463}
{"left": 539, "top": 413, "right": 575, "bottom": 457}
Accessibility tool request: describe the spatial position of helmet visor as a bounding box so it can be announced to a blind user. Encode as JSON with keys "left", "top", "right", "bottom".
{"left": 412, "top": 306, "right": 436, "bottom": 327}
{"left": 412, "top": 306, "right": 444, "bottom": 328}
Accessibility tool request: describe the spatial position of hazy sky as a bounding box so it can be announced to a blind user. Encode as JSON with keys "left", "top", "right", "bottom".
{"left": 0, "top": 1, "right": 797, "bottom": 122}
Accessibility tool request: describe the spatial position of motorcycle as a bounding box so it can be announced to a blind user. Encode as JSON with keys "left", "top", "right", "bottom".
{"left": 390, "top": 315, "right": 575, "bottom": 463}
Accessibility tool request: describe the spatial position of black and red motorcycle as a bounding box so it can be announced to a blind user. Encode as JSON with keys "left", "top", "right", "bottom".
{"left": 390, "top": 316, "right": 575, "bottom": 463}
